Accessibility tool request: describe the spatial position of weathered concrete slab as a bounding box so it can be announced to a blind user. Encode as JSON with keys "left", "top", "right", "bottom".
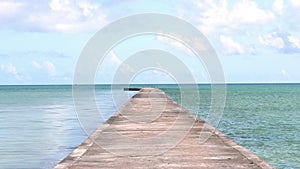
{"left": 54, "top": 88, "right": 276, "bottom": 169}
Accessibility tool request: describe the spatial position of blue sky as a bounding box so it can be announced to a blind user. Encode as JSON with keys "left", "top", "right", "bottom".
{"left": 0, "top": 0, "right": 300, "bottom": 84}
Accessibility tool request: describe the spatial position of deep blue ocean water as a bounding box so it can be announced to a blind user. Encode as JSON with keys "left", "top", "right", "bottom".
{"left": 0, "top": 84, "right": 299, "bottom": 169}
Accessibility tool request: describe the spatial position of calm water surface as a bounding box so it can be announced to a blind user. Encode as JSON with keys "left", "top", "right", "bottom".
{"left": 0, "top": 84, "right": 299, "bottom": 169}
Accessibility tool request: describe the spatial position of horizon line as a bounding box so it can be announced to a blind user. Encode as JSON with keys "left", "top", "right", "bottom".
{"left": 1, "top": 82, "right": 300, "bottom": 86}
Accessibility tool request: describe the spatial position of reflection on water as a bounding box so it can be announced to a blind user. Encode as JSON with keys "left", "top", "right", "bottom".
{"left": 0, "top": 85, "right": 132, "bottom": 169}
{"left": 163, "top": 84, "right": 300, "bottom": 169}
{"left": 0, "top": 84, "right": 299, "bottom": 169}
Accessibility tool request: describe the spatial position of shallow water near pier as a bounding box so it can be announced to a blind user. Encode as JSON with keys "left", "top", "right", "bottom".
{"left": 0, "top": 84, "right": 299, "bottom": 169}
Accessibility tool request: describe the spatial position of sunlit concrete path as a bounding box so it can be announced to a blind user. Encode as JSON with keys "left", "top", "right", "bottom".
{"left": 54, "top": 88, "right": 275, "bottom": 169}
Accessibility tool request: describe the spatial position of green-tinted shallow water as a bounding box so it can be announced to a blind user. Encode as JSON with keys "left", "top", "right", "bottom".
{"left": 0, "top": 84, "right": 299, "bottom": 168}
{"left": 159, "top": 84, "right": 300, "bottom": 169}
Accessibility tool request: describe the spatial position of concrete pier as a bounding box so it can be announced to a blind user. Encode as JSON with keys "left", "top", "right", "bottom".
{"left": 54, "top": 88, "right": 276, "bottom": 169}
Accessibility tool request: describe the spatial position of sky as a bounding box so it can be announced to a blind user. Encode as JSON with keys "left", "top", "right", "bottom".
{"left": 0, "top": 0, "right": 300, "bottom": 84}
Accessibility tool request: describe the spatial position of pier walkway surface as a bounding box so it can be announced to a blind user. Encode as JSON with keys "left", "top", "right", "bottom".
{"left": 54, "top": 88, "right": 275, "bottom": 169}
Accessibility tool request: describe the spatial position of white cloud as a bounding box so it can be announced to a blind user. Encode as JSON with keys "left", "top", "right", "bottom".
{"left": 0, "top": 63, "right": 21, "bottom": 80}
{"left": 43, "top": 61, "right": 56, "bottom": 76}
{"left": 280, "top": 69, "right": 287, "bottom": 76}
{"left": 28, "top": 0, "right": 107, "bottom": 33}
{"left": 273, "top": 0, "right": 284, "bottom": 15}
{"left": 230, "top": 0, "right": 274, "bottom": 24}
{"left": 3, "top": 64, "right": 17, "bottom": 74}
{"left": 280, "top": 68, "right": 291, "bottom": 79}
{"left": 0, "top": 1, "right": 23, "bottom": 16}
{"left": 194, "top": 0, "right": 228, "bottom": 33}
{"left": 287, "top": 35, "right": 300, "bottom": 49}
{"left": 0, "top": 0, "right": 107, "bottom": 33}
{"left": 156, "top": 35, "right": 194, "bottom": 56}
{"left": 32, "top": 60, "right": 59, "bottom": 76}
{"left": 259, "top": 32, "right": 300, "bottom": 53}
{"left": 32, "top": 61, "right": 42, "bottom": 69}
{"left": 274, "top": 0, "right": 300, "bottom": 32}
{"left": 49, "top": 0, "right": 69, "bottom": 11}
{"left": 193, "top": 0, "right": 274, "bottom": 34}
{"left": 220, "top": 35, "right": 255, "bottom": 55}
{"left": 258, "top": 32, "right": 285, "bottom": 49}
{"left": 290, "top": 0, "right": 300, "bottom": 7}
{"left": 220, "top": 35, "right": 245, "bottom": 54}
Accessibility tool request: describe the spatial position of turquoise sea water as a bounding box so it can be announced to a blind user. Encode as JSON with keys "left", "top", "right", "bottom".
{"left": 0, "top": 84, "right": 299, "bottom": 169}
